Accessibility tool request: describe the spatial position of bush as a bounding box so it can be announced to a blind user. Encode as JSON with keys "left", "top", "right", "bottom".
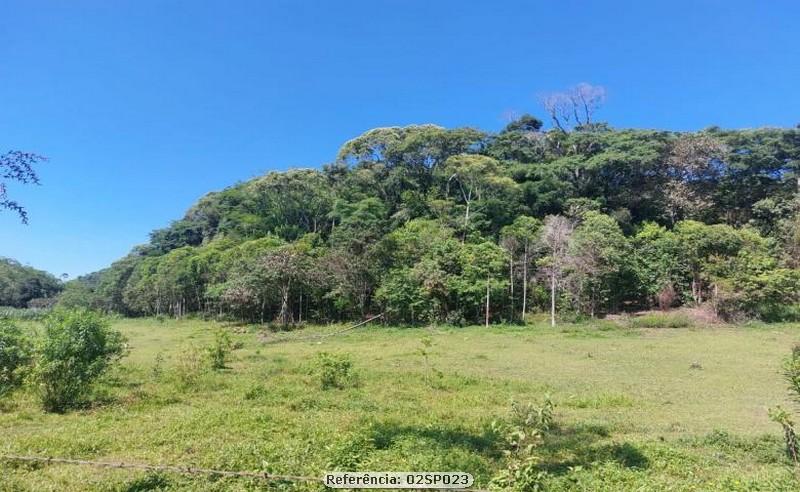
{"left": 490, "top": 398, "right": 555, "bottom": 491}
{"left": 207, "top": 329, "right": 232, "bottom": 370}
{"left": 314, "top": 352, "right": 355, "bottom": 389}
{"left": 174, "top": 345, "right": 206, "bottom": 389}
{"left": 0, "top": 319, "right": 33, "bottom": 397}
{"left": 629, "top": 312, "right": 692, "bottom": 329}
{"left": 769, "top": 344, "right": 800, "bottom": 465}
{"left": 33, "top": 309, "right": 126, "bottom": 412}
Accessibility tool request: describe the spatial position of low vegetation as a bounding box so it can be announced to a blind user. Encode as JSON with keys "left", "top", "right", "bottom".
{"left": 629, "top": 312, "right": 693, "bottom": 329}
{"left": 1, "top": 317, "right": 800, "bottom": 490}
{"left": 32, "top": 309, "right": 127, "bottom": 412}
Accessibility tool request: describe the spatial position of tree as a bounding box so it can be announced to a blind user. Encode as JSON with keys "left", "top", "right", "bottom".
{"left": 661, "top": 134, "right": 728, "bottom": 224}
{"left": 258, "top": 244, "right": 313, "bottom": 326}
{"left": 0, "top": 257, "right": 62, "bottom": 308}
{"left": 1, "top": 151, "right": 46, "bottom": 223}
{"left": 567, "top": 212, "right": 628, "bottom": 316}
{"left": 673, "top": 221, "right": 741, "bottom": 305}
{"left": 538, "top": 215, "right": 574, "bottom": 326}
{"left": 630, "top": 222, "right": 684, "bottom": 308}
{"left": 440, "top": 154, "right": 516, "bottom": 238}
{"left": 501, "top": 216, "right": 542, "bottom": 319}
{"left": 541, "top": 83, "right": 606, "bottom": 131}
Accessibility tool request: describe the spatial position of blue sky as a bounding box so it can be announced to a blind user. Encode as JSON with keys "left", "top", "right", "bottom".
{"left": 2, "top": 0, "right": 799, "bottom": 278}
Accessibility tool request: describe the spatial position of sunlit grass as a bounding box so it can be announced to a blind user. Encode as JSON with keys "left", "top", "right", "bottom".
{"left": 1, "top": 318, "right": 800, "bottom": 490}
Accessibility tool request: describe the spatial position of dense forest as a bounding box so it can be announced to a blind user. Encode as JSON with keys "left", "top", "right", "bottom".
{"left": 0, "top": 258, "right": 62, "bottom": 308}
{"left": 57, "top": 108, "right": 800, "bottom": 325}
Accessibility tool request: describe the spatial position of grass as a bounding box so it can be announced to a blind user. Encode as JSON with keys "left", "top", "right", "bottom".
{"left": 629, "top": 312, "right": 693, "bottom": 329}
{"left": 1, "top": 318, "right": 800, "bottom": 490}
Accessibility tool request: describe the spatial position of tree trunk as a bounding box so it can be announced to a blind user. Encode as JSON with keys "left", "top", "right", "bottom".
{"left": 522, "top": 242, "right": 528, "bottom": 319}
{"left": 509, "top": 255, "right": 514, "bottom": 320}
{"left": 279, "top": 283, "right": 291, "bottom": 326}
{"left": 550, "top": 271, "right": 556, "bottom": 327}
{"left": 485, "top": 272, "right": 490, "bottom": 328}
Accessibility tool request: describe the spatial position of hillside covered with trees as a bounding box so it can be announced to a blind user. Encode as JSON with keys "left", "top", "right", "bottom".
{"left": 59, "top": 100, "right": 800, "bottom": 325}
{"left": 0, "top": 258, "right": 61, "bottom": 308}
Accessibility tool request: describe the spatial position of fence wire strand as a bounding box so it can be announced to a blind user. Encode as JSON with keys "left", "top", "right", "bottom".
{"left": 260, "top": 313, "right": 383, "bottom": 344}
{"left": 1, "top": 453, "right": 490, "bottom": 491}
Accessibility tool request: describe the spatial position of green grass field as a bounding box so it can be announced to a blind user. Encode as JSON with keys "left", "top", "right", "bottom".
{"left": 2, "top": 318, "right": 800, "bottom": 491}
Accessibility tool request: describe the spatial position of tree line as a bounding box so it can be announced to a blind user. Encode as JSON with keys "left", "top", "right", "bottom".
{"left": 0, "top": 258, "right": 62, "bottom": 309}
{"left": 57, "top": 115, "right": 800, "bottom": 325}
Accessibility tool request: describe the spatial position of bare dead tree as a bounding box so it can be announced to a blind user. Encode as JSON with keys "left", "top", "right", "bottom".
{"left": 570, "top": 83, "right": 606, "bottom": 125}
{"left": 539, "top": 215, "right": 574, "bottom": 327}
{"left": 540, "top": 83, "right": 607, "bottom": 131}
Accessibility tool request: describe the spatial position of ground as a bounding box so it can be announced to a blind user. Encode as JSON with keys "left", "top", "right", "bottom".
{"left": 2, "top": 317, "right": 800, "bottom": 491}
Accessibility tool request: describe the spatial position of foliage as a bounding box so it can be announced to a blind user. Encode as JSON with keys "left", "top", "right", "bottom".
{"left": 629, "top": 313, "right": 693, "bottom": 329}
{"left": 206, "top": 329, "right": 232, "bottom": 370}
{"left": 490, "top": 398, "right": 555, "bottom": 491}
{"left": 769, "top": 406, "right": 799, "bottom": 465}
{"left": 0, "top": 306, "right": 52, "bottom": 321}
{"left": 19, "top": 123, "right": 800, "bottom": 325}
{"left": 0, "top": 257, "right": 62, "bottom": 308}
{"left": 0, "top": 319, "right": 33, "bottom": 397}
{"left": 173, "top": 345, "right": 206, "bottom": 389}
{"left": 314, "top": 352, "right": 356, "bottom": 390}
{"left": 0, "top": 150, "right": 46, "bottom": 223}
{"left": 33, "top": 309, "right": 127, "bottom": 412}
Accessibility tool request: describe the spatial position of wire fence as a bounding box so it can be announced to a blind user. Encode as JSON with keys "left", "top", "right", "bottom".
{"left": 0, "top": 453, "right": 490, "bottom": 491}
{"left": 0, "top": 454, "right": 318, "bottom": 482}
{"left": 259, "top": 313, "right": 384, "bottom": 344}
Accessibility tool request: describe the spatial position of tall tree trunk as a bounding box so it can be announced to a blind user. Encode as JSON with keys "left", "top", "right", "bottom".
{"left": 485, "top": 272, "right": 490, "bottom": 328}
{"left": 550, "top": 271, "right": 556, "bottom": 327}
{"left": 279, "top": 283, "right": 291, "bottom": 326}
{"left": 509, "top": 254, "right": 514, "bottom": 320}
{"left": 522, "top": 242, "right": 528, "bottom": 319}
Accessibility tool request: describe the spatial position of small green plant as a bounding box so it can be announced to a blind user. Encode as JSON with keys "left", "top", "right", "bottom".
{"left": 174, "top": 345, "right": 206, "bottom": 389}
{"left": 417, "top": 336, "right": 443, "bottom": 385}
{"left": 490, "top": 398, "right": 554, "bottom": 491}
{"left": 207, "top": 329, "right": 233, "bottom": 370}
{"left": 770, "top": 343, "right": 800, "bottom": 465}
{"left": 314, "top": 352, "right": 355, "bottom": 390}
{"left": 151, "top": 352, "right": 165, "bottom": 381}
{"left": 33, "top": 309, "right": 127, "bottom": 412}
{"left": 769, "top": 406, "right": 799, "bottom": 465}
{"left": 0, "top": 319, "right": 33, "bottom": 397}
{"left": 784, "top": 344, "right": 800, "bottom": 400}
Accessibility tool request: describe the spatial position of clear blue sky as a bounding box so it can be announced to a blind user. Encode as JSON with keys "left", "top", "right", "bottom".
{"left": 2, "top": 0, "right": 798, "bottom": 278}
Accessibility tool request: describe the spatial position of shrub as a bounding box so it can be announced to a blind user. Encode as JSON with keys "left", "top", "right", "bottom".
{"left": 33, "top": 309, "right": 126, "bottom": 412}
{"left": 769, "top": 344, "right": 800, "bottom": 465}
{"left": 314, "top": 352, "right": 355, "bottom": 390}
{"left": 174, "top": 345, "right": 206, "bottom": 389}
{"left": 207, "top": 329, "right": 233, "bottom": 370}
{"left": 490, "top": 398, "right": 555, "bottom": 491}
{"left": 0, "top": 319, "right": 33, "bottom": 397}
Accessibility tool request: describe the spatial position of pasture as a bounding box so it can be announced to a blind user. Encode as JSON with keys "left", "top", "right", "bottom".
{"left": 2, "top": 318, "right": 800, "bottom": 490}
